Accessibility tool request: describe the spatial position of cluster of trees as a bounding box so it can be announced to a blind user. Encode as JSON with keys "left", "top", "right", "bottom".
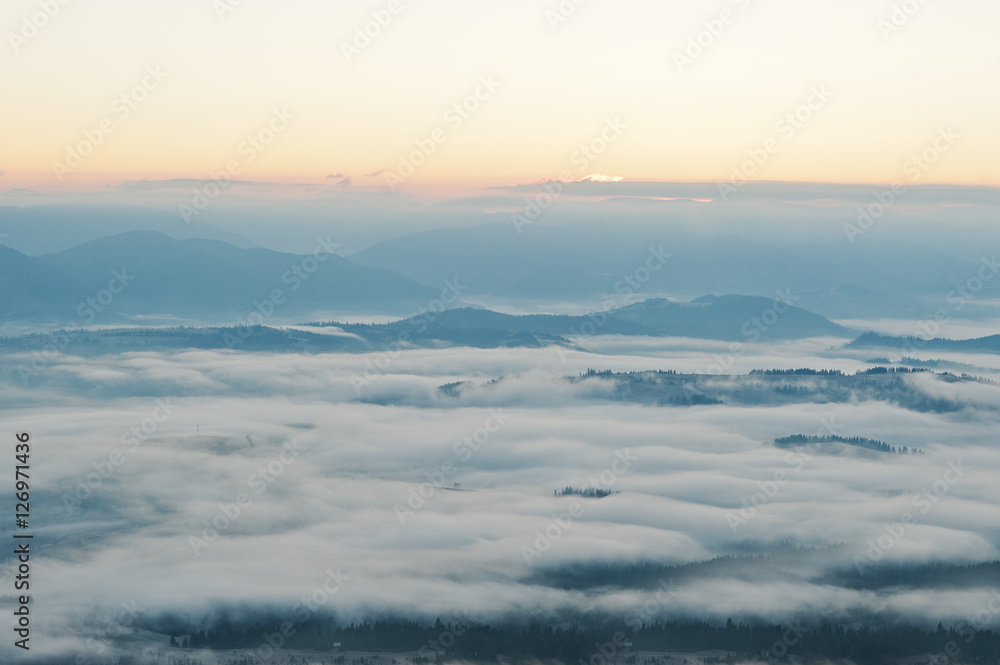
{"left": 857, "top": 366, "right": 927, "bottom": 374}
{"left": 555, "top": 486, "right": 620, "bottom": 499}
{"left": 581, "top": 369, "right": 679, "bottom": 377}
{"left": 774, "top": 434, "right": 923, "bottom": 455}
{"left": 750, "top": 368, "right": 845, "bottom": 376}
{"left": 775, "top": 385, "right": 810, "bottom": 395}
{"left": 587, "top": 367, "right": 970, "bottom": 413}
{"left": 664, "top": 394, "right": 723, "bottom": 405}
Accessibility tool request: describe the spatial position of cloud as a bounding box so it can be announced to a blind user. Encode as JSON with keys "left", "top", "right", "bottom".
{"left": 116, "top": 178, "right": 264, "bottom": 191}
{"left": 2, "top": 338, "right": 1000, "bottom": 661}
{"left": 578, "top": 174, "right": 624, "bottom": 183}
{"left": 495, "top": 180, "right": 1000, "bottom": 207}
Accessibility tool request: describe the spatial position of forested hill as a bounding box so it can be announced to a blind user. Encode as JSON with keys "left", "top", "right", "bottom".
{"left": 440, "top": 367, "right": 992, "bottom": 414}
{"left": 846, "top": 331, "right": 1000, "bottom": 354}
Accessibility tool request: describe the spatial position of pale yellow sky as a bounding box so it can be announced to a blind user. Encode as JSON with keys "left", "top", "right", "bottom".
{"left": 2, "top": 0, "right": 998, "bottom": 193}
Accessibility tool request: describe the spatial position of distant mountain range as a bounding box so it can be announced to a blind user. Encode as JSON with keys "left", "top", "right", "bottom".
{"left": 320, "top": 294, "right": 851, "bottom": 342}
{"left": 6, "top": 204, "right": 998, "bottom": 322}
{"left": 0, "top": 230, "right": 863, "bottom": 336}
{"left": 0, "top": 203, "right": 256, "bottom": 254}
{"left": 347, "top": 220, "right": 996, "bottom": 319}
{"left": 0, "top": 324, "right": 567, "bottom": 357}
{"left": 845, "top": 331, "right": 1000, "bottom": 353}
{"left": 0, "top": 231, "right": 446, "bottom": 324}
{"left": 1, "top": 291, "right": 851, "bottom": 356}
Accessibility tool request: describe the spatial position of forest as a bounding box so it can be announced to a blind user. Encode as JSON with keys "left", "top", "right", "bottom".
{"left": 138, "top": 618, "right": 1000, "bottom": 665}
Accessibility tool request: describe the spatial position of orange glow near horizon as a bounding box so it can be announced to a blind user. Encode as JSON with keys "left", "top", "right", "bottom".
{"left": 2, "top": 0, "right": 999, "bottom": 196}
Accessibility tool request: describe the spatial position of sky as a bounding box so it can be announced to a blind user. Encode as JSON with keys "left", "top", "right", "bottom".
{"left": 7, "top": 6, "right": 1000, "bottom": 658}
{"left": 3, "top": 0, "right": 1000, "bottom": 196}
